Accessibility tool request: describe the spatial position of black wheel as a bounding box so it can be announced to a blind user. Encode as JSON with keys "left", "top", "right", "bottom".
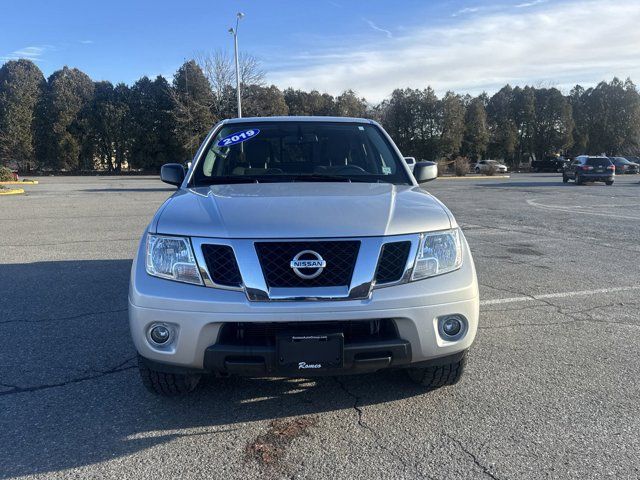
{"left": 407, "top": 352, "right": 467, "bottom": 389}
{"left": 138, "top": 355, "right": 201, "bottom": 396}
{"left": 562, "top": 175, "right": 569, "bottom": 183}
{"left": 605, "top": 180, "right": 614, "bottom": 186}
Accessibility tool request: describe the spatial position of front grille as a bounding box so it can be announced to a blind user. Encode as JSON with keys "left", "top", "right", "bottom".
{"left": 255, "top": 241, "right": 360, "bottom": 288}
{"left": 375, "top": 241, "right": 411, "bottom": 284}
{"left": 218, "top": 320, "right": 398, "bottom": 346}
{"left": 201, "top": 244, "right": 242, "bottom": 287}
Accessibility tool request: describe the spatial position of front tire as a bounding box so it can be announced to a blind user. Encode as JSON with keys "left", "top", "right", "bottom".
{"left": 606, "top": 180, "right": 614, "bottom": 186}
{"left": 407, "top": 352, "right": 467, "bottom": 389}
{"left": 138, "top": 355, "right": 201, "bottom": 396}
{"left": 562, "top": 174, "right": 569, "bottom": 183}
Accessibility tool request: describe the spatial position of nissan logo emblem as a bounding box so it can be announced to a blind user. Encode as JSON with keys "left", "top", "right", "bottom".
{"left": 290, "top": 250, "right": 327, "bottom": 279}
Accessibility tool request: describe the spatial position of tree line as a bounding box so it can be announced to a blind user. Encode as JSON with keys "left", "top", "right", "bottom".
{"left": 1, "top": 55, "right": 639, "bottom": 172}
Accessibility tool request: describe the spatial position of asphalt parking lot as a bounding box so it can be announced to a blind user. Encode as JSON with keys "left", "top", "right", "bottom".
{"left": 1, "top": 173, "right": 639, "bottom": 479}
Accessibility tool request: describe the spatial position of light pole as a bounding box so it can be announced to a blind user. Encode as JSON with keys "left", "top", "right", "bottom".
{"left": 228, "top": 12, "right": 245, "bottom": 118}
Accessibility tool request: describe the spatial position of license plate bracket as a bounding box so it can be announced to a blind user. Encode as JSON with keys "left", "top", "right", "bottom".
{"left": 277, "top": 333, "right": 344, "bottom": 372}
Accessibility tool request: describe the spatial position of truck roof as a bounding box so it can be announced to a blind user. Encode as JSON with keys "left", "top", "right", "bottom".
{"left": 221, "top": 116, "right": 377, "bottom": 125}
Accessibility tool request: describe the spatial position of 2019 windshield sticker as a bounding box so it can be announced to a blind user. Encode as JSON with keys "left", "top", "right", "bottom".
{"left": 217, "top": 129, "right": 260, "bottom": 147}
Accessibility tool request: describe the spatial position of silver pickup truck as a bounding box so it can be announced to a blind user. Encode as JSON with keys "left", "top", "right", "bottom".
{"left": 129, "top": 116, "right": 479, "bottom": 395}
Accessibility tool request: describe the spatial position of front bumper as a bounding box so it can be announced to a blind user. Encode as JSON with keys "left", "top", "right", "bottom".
{"left": 129, "top": 233, "right": 479, "bottom": 374}
{"left": 203, "top": 337, "right": 413, "bottom": 376}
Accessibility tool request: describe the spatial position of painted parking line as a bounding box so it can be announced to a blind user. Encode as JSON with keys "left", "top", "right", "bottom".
{"left": 526, "top": 198, "right": 640, "bottom": 221}
{"left": 480, "top": 286, "right": 640, "bottom": 306}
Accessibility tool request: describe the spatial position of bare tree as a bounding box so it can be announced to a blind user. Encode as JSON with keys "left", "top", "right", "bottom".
{"left": 195, "top": 50, "right": 265, "bottom": 118}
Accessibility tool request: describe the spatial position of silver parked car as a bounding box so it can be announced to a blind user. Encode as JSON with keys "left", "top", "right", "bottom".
{"left": 129, "top": 117, "right": 479, "bottom": 395}
{"left": 474, "top": 159, "right": 508, "bottom": 174}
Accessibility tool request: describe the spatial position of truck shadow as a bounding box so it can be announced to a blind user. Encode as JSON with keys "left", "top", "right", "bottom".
{"left": 0, "top": 259, "right": 436, "bottom": 478}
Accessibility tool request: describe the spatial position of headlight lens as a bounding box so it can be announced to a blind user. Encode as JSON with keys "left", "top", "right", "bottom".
{"left": 412, "top": 228, "right": 463, "bottom": 280}
{"left": 145, "top": 234, "right": 202, "bottom": 285}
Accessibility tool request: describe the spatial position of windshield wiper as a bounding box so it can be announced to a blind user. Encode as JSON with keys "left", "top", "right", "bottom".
{"left": 292, "top": 175, "right": 392, "bottom": 184}
{"left": 197, "top": 176, "right": 261, "bottom": 185}
{"left": 289, "top": 174, "right": 352, "bottom": 183}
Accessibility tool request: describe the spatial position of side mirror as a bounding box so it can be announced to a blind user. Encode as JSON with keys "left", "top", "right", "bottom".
{"left": 413, "top": 161, "right": 438, "bottom": 183}
{"left": 160, "top": 163, "right": 185, "bottom": 187}
{"left": 404, "top": 156, "right": 416, "bottom": 172}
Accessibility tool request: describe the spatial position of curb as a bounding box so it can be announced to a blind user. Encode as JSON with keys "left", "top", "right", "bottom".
{"left": 0, "top": 180, "right": 39, "bottom": 185}
{"left": 437, "top": 175, "right": 510, "bottom": 180}
{"left": 0, "top": 188, "right": 25, "bottom": 195}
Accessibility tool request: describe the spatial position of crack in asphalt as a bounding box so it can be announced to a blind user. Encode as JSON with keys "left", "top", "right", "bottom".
{"left": 480, "top": 304, "right": 640, "bottom": 329}
{"left": 480, "top": 283, "right": 531, "bottom": 298}
{"left": 479, "top": 284, "right": 639, "bottom": 330}
{"left": 0, "top": 308, "right": 128, "bottom": 325}
{"left": 475, "top": 253, "right": 550, "bottom": 270}
{"left": 0, "top": 356, "right": 137, "bottom": 397}
{"left": 463, "top": 222, "right": 640, "bottom": 255}
{"left": 333, "top": 377, "right": 429, "bottom": 480}
{"left": 446, "top": 434, "right": 501, "bottom": 480}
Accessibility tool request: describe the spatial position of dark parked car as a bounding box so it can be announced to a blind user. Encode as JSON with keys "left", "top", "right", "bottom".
{"left": 610, "top": 157, "right": 639, "bottom": 174}
{"left": 531, "top": 156, "right": 570, "bottom": 172}
{"left": 563, "top": 156, "right": 615, "bottom": 185}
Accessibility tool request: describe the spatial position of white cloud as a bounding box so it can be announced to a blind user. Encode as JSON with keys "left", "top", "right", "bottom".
{"left": 79, "top": 40, "right": 94, "bottom": 44}
{"left": 1, "top": 46, "right": 46, "bottom": 62}
{"left": 515, "top": 0, "right": 548, "bottom": 7}
{"left": 267, "top": 0, "right": 640, "bottom": 103}
{"left": 0, "top": 44, "right": 58, "bottom": 62}
{"left": 364, "top": 19, "right": 393, "bottom": 39}
{"left": 453, "top": 6, "right": 482, "bottom": 16}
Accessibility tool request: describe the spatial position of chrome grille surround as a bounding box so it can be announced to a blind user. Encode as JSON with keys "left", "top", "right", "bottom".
{"left": 191, "top": 234, "right": 421, "bottom": 301}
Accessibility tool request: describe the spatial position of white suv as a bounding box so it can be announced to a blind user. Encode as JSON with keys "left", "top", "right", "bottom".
{"left": 129, "top": 117, "right": 479, "bottom": 395}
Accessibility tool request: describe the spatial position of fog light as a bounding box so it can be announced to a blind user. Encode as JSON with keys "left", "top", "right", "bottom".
{"left": 438, "top": 315, "right": 466, "bottom": 340}
{"left": 442, "top": 317, "right": 462, "bottom": 336}
{"left": 149, "top": 324, "right": 171, "bottom": 345}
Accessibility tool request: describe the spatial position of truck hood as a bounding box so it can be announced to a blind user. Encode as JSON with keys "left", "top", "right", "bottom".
{"left": 155, "top": 183, "right": 453, "bottom": 239}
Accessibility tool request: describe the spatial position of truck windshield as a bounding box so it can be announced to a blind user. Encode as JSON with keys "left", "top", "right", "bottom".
{"left": 189, "top": 122, "right": 412, "bottom": 186}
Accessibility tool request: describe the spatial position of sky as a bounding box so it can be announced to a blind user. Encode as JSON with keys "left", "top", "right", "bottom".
{"left": 2, "top": 0, "right": 640, "bottom": 103}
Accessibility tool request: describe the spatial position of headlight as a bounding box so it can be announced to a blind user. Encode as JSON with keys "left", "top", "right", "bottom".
{"left": 145, "top": 234, "right": 203, "bottom": 285}
{"left": 412, "top": 228, "right": 463, "bottom": 280}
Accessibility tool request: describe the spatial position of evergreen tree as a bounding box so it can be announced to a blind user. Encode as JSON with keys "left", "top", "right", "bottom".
{"left": 532, "top": 88, "right": 573, "bottom": 160}
{"left": 486, "top": 86, "right": 518, "bottom": 164}
{"left": 129, "top": 76, "right": 182, "bottom": 170}
{"left": 284, "top": 89, "right": 335, "bottom": 116}
{"left": 35, "top": 66, "right": 94, "bottom": 171}
{"left": 334, "top": 90, "right": 368, "bottom": 117}
{"left": 172, "top": 60, "right": 214, "bottom": 159}
{"left": 568, "top": 85, "right": 589, "bottom": 155}
{"left": 243, "top": 85, "right": 289, "bottom": 117}
{"left": 576, "top": 78, "right": 640, "bottom": 155}
{"left": 462, "top": 97, "right": 489, "bottom": 161}
{"left": 440, "top": 92, "right": 465, "bottom": 158}
{"left": 84, "top": 81, "right": 132, "bottom": 171}
{"left": 0, "top": 59, "right": 45, "bottom": 170}
{"left": 512, "top": 86, "right": 536, "bottom": 163}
